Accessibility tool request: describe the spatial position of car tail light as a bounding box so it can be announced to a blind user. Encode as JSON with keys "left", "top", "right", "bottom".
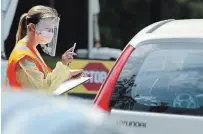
{"left": 94, "top": 45, "right": 135, "bottom": 112}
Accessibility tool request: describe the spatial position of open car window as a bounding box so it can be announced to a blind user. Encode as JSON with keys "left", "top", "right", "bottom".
{"left": 110, "top": 42, "right": 203, "bottom": 116}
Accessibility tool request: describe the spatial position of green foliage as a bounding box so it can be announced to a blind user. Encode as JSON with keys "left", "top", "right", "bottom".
{"left": 98, "top": 0, "right": 203, "bottom": 50}
{"left": 188, "top": 1, "right": 203, "bottom": 18}
{"left": 99, "top": 0, "right": 151, "bottom": 49}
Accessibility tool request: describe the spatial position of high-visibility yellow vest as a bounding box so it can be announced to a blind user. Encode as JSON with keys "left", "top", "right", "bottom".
{"left": 5, "top": 40, "right": 52, "bottom": 89}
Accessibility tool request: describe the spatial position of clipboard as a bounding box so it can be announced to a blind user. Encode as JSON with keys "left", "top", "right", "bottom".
{"left": 53, "top": 77, "right": 91, "bottom": 95}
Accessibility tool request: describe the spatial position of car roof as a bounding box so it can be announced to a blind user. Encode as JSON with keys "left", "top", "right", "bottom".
{"left": 152, "top": 19, "right": 203, "bottom": 34}
{"left": 129, "top": 19, "right": 203, "bottom": 48}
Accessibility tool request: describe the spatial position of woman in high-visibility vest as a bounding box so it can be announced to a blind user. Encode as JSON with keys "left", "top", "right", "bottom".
{"left": 5, "top": 5, "right": 83, "bottom": 91}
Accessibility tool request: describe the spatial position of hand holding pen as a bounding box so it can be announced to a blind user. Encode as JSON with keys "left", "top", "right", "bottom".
{"left": 62, "top": 43, "right": 77, "bottom": 65}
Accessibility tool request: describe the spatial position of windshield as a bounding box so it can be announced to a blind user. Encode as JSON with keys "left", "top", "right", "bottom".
{"left": 110, "top": 42, "right": 203, "bottom": 116}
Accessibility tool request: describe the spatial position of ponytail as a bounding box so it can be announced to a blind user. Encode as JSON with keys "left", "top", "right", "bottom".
{"left": 15, "top": 6, "right": 58, "bottom": 43}
{"left": 16, "top": 13, "right": 28, "bottom": 43}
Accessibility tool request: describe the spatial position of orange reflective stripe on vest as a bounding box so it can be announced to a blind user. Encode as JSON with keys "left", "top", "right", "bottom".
{"left": 5, "top": 41, "right": 52, "bottom": 89}
{"left": 26, "top": 43, "right": 52, "bottom": 73}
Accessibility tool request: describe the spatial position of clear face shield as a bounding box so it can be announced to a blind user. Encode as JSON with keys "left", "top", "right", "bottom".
{"left": 35, "top": 17, "right": 60, "bottom": 56}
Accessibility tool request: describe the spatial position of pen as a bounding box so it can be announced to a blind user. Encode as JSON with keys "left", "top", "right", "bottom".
{"left": 72, "top": 43, "right": 76, "bottom": 53}
{"left": 68, "top": 42, "right": 76, "bottom": 66}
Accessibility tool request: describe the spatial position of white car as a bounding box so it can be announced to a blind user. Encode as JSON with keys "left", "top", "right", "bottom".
{"left": 94, "top": 19, "right": 203, "bottom": 134}
{"left": 2, "top": 90, "right": 128, "bottom": 134}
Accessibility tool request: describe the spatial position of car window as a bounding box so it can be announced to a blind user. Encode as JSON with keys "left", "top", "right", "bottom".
{"left": 110, "top": 42, "right": 203, "bottom": 116}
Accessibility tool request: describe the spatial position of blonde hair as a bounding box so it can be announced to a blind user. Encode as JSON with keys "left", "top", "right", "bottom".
{"left": 16, "top": 5, "right": 58, "bottom": 43}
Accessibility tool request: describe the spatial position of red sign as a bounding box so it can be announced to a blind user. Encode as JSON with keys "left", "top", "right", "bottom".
{"left": 83, "top": 63, "right": 109, "bottom": 91}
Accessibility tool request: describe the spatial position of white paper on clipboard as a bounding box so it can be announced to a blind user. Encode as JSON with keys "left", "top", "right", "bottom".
{"left": 53, "top": 77, "right": 91, "bottom": 95}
